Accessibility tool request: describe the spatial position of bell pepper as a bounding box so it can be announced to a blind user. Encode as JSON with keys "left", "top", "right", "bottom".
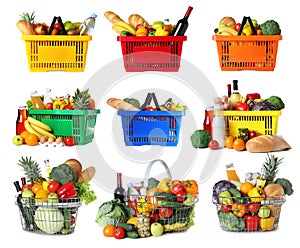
{"left": 182, "top": 180, "right": 198, "bottom": 195}
{"left": 136, "top": 27, "right": 148, "bottom": 36}
{"left": 171, "top": 183, "right": 184, "bottom": 195}
{"left": 221, "top": 204, "right": 232, "bottom": 213}
{"left": 53, "top": 98, "right": 65, "bottom": 110}
{"left": 232, "top": 202, "right": 248, "bottom": 218}
{"left": 248, "top": 187, "right": 265, "bottom": 203}
{"left": 260, "top": 216, "right": 275, "bottom": 231}
{"left": 57, "top": 182, "right": 77, "bottom": 199}
{"left": 154, "top": 27, "right": 169, "bottom": 36}
{"left": 152, "top": 21, "right": 164, "bottom": 30}
{"left": 157, "top": 178, "right": 172, "bottom": 193}
{"left": 245, "top": 214, "right": 260, "bottom": 231}
{"left": 246, "top": 93, "right": 261, "bottom": 100}
{"left": 236, "top": 102, "right": 250, "bottom": 111}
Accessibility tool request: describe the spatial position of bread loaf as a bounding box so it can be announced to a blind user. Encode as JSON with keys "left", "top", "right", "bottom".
{"left": 104, "top": 11, "right": 124, "bottom": 24}
{"left": 246, "top": 134, "right": 291, "bottom": 153}
{"left": 107, "top": 98, "right": 140, "bottom": 111}
{"left": 128, "top": 14, "right": 149, "bottom": 28}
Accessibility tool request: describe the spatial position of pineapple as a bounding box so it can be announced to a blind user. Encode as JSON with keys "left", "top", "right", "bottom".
{"left": 262, "top": 153, "right": 283, "bottom": 184}
{"left": 73, "top": 88, "right": 91, "bottom": 110}
{"left": 17, "top": 156, "right": 45, "bottom": 184}
{"left": 20, "top": 12, "right": 35, "bottom": 23}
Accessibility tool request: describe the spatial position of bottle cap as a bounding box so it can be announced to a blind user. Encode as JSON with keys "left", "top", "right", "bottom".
{"left": 225, "top": 163, "right": 234, "bottom": 169}
{"left": 91, "top": 13, "right": 97, "bottom": 18}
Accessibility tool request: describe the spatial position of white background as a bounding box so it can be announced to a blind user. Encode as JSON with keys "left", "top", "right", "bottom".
{"left": 1, "top": 0, "right": 299, "bottom": 247}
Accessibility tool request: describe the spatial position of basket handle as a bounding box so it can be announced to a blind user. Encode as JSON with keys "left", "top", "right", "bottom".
{"left": 143, "top": 159, "right": 172, "bottom": 188}
{"left": 237, "top": 16, "right": 257, "bottom": 35}
{"left": 140, "top": 93, "right": 161, "bottom": 110}
{"left": 47, "top": 16, "right": 67, "bottom": 35}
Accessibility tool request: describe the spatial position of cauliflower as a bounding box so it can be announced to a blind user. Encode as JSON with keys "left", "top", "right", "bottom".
{"left": 260, "top": 20, "right": 281, "bottom": 35}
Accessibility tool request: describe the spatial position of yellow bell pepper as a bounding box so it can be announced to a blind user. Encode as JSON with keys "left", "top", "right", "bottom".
{"left": 248, "top": 187, "right": 265, "bottom": 203}
{"left": 136, "top": 27, "right": 148, "bottom": 36}
{"left": 137, "top": 198, "right": 152, "bottom": 214}
{"left": 53, "top": 98, "right": 65, "bottom": 110}
{"left": 154, "top": 27, "right": 169, "bottom": 36}
{"left": 260, "top": 216, "right": 275, "bottom": 231}
{"left": 157, "top": 178, "right": 172, "bottom": 193}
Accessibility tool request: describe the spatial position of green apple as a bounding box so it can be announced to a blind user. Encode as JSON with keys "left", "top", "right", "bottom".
{"left": 258, "top": 206, "right": 271, "bottom": 218}
{"left": 22, "top": 189, "right": 34, "bottom": 198}
{"left": 218, "top": 191, "right": 233, "bottom": 205}
{"left": 48, "top": 193, "right": 59, "bottom": 203}
{"left": 13, "top": 135, "right": 24, "bottom": 146}
{"left": 150, "top": 222, "right": 164, "bottom": 237}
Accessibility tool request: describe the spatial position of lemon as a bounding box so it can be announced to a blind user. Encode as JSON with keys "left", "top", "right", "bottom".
{"left": 127, "top": 217, "right": 137, "bottom": 228}
{"left": 42, "top": 181, "right": 49, "bottom": 191}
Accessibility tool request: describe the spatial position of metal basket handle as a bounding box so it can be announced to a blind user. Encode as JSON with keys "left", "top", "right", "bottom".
{"left": 143, "top": 159, "right": 172, "bottom": 188}
{"left": 237, "top": 16, "right": 257, "bottom": 35}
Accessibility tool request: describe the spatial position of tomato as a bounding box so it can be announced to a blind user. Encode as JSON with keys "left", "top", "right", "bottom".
{"left": 248, "top": 203, "right": 260, "bottom": 213}
{"left": 135, "top": 24, "right": 143, "bottom": 30}
{"left": 235, "top": 23, "right": 241, "bottom": 32}
{"left": 103, "top": 224, "right": 115, "bottom": 237}
{"left": 208, "top": 139, "right": 219, "bottom": 150}
{"left": 54, "top": 23, "right": 61, "bottom": 30}
{"left": 48, "top": 180, "right": 60, "bottom": 193}
{"left": 149, "top": 212, "right": 159, "bottom": 223}
{"left": 70, "top": 215, "right": 76, "bottom": 226}
{"left": 113, "top": 227, "right": 125, "bottom": 239}
{"left": 159, "top": 207, "right": 173, "bottom": 218}
{"left": 221, "top": 204, "right": 232, "bottom": 213}
{"left": 45, "top": 102, "right": 53, "bottom": 110}
{"left": 249, "top": 130, "right": 259, "bottom": 139}
{"left": 236, "top": 102, "right": 250, "bottom": 111}
{"left": 64, "top": 137, "right": 75, "bottom": 146}
{"left": 176, "top": 191, "right": 186, "bottom": 203}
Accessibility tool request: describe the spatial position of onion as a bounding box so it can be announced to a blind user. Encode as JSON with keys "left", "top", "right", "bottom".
{"left": 64, "top": 158, "right": 83, "bottom": 177}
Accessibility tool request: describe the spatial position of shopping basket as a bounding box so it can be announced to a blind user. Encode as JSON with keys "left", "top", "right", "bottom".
{"left": 212, "top": 16, "right": 282, "bottom": 71}
{"left": 223, "top": 110, "right": 282, "bottom": 137}
{"left": 213, "top": 195, "right": 285, "bottom": 232}
{"left": 28, "top": 109, "right": 100, "bottom": 145}
{"left": 127, "top": 159, "right": 198, "bottom": 233}
{"left": 117, "top": 36, "right": 187, "bottom": 72}
{"left": 16, "top": 196, "right": 82, "bottom": 235}
{"left": 117, "top": 93, "right": 185, "bottom": 146}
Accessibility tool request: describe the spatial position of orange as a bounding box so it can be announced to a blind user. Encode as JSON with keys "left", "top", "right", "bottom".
{"left": 232, "top": 138, "right": 245, "bottom": 151}
{"left": 103, "top": 225, "right": 115, "bottom": 237}
{"left": 240, "top": 182, "right": 255, "bottom": 195}
{"left": 225, "top": 136, "right": 235, "bottom": 149}
{"left": 32, "top": 183, "right": 43, "bottom": 195}
{"left": 25, "top": 133, "right": 39, "bottom": 146}
{"left": 20, "top": 131, "right": 29, "bottom": 142}
{"left": 35, "top": 189, "right": 49, "bottom": 202}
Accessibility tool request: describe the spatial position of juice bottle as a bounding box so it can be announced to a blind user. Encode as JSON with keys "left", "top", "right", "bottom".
{"left": 16, "top": 106, "right": 27, "bottom": 135}
{"left": 30, "top": 91, "right": 46, "bottom": 110}
{"left": 203, "top": 106, "right": 214, "bottom": 136}
{"left": 226, "top": 163, "right": 240, "bottom": 182}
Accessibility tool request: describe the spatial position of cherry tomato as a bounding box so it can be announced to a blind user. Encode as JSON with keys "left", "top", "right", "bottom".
{"left": 221, "top": 204, "right": 232, "bottom": 213}
{"left": 159, "top": 207, "right": 173, "bottom": 218}
{"left": 235, "top": 23, "right": 241, "bottom": 32}
{"left": 249, "top": 130, "right": 259, "bottom": 139}
{"left": 208, "top": 139, "right": 219, "bottom": 150}
{"left": 64, "top": 137, "right": 75, "bottom": 146}
{"left": 45, "top": 102, "right": 53, "bottom": 110}
{"left": 54, "top": 23, "right": 61, "bottom": 30}
{"left": 48, "top": 180, "right": 60, "bottom": 193}
{"left": 248, "top": 203, "right": 260, "bottom": 213}
{"left": 114, "top": 227, "right": 125, "bottom": 239}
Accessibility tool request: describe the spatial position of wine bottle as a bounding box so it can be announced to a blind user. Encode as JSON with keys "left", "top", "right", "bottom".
{"left": 172, "top": 6, "right": 193, "bottom": 36}
{"left": 114, "top": 173, "right": 126, "bottom": 203}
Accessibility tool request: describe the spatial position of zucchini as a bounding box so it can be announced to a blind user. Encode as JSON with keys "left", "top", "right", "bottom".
{"left": 157, "top": 200, "right": 183, "bottom": 208}
{"left": 117, "top": 222, "right": 135, "bottom": 232}
{"left": 153, "top": 192, "right": 178, "bottom": 202}
{"left": 126, "top": 231, "right": 139, "bottom": 239}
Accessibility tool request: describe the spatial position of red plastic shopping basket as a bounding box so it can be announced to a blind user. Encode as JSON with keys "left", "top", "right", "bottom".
{"left": 117, "top": 36, "right": 187, "bottom": 72}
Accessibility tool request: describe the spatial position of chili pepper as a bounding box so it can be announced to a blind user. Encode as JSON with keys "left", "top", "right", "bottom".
{"left": 182, "top": 180, "right": 198, "bottom": 195}
{"left": 154, "top": 27, "right": 169, "bottom": 36}
{"left": 57, "top": 182, "right": 76, "bottom": 198}
{"left": 136, "top": 27, "right": 148, "bottom": 36}
{"left": 232, "top": 202, "right": 248, "bottom": 218}
{"left": 245, "top": 214, "right": 260, "bottom": 231}
{"left": 260, "top": 216, "right": 275, "bottom": 231}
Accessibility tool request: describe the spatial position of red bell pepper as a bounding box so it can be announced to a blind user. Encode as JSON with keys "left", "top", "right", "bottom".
{"left": 246, "top": 93, "right": 261, "bottom": 100}
{"left": 245, "top": 214, "right": 260, "bottom": 231}
{"left": 57, "top": 182, "right": 77, "bottom": 199}
{"left": 171, "top": 184, "right": 184, "bottom": 195}
{"left": 235, "top": 102, "right": 250, "bottom": 111}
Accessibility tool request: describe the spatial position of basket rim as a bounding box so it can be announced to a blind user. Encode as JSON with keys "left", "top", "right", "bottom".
{"left": 117, "top": 36, "right": 187, "bottom": 42}
{"left": 117, "top": 110, "right": 185, "bottom": 117}
{"left": 212, "top": 34, "right": 282, "bottom": 41}
{"left": 21, "top": 35, "right": 92, "bottom": 41}
{"left": 222, "top": 110, "right": 282, "bottom": 117}
{"left": 16, "top": 196, "right": 82, "bottom": 208}
{"left": 28, "top": 109, "right": 100, "bottom": 115}
{"left": 213, "top": 194, "right": 286, "bottom": 205}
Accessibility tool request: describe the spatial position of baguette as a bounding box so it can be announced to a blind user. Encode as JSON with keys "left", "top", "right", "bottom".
{"left": 16, "top": 20, "right": 36, "bottom": 35}
{"left": 128, "top": 14, "right": 149, "bottom": 28}
{"left": 246, "top": 134, "right": 291, "bottom": 153}
{"left": 107, "top": 98, "right": 140, "bottom": 111}
{"left": 104, "top": 11, "right": 124, "bottom": 24}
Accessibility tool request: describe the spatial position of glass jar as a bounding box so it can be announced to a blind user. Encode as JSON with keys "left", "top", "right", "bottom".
{"left": 136, "top": 213, "right": 150, "bottom": 238}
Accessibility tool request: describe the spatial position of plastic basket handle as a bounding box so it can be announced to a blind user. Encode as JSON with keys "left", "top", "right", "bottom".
{"left": 237, "top": 16, "right": 257, "bottom": 35}
{"left": 143, "top": 159, "right": 172, "bottom": 188}
{"left": 47, "top": 16, "right": 67, "bottom": 35}
{"left": 140, "top": 93, "right": 161, "bottom": 110}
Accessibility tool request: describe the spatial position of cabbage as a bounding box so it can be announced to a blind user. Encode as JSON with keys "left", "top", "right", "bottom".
{"left": 34, "top": 207, "right": 64, "bottom": 234}
{"left": 212, "top": 180, "right": 235, "bottom": 204}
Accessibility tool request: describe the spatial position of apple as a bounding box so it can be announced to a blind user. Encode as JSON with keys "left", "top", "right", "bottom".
{"left": 48, "top": 192, "right": 59, "bottom": 203}
{"left": 150, "top": 222, "right": 164, "bottom": 237}
{"left": 45, "top": 102, "right": 53, "bottom": 110}
{"left": 13, "top": 135, "right": 24, "bottom": 146}
{"left": 249, "top": 130, "right": 259, "bottom": 139}
{"left": 208, "top": 139, "right": 219, "bottom": 150}
{"left": 22, "top": 189, "right": 34, "bottom": 204}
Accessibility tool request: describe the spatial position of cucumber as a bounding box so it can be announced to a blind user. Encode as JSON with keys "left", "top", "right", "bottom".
{"left": 157, "top": 200, "right": 184, "bottom": 208}
{"left": 153, "top": 192, "right": 178, "bottom": 202}
{"left": 117, "top": 222, "right": 135, "bottom": 232}
{"left": 126, "top": 231, "right": 139, "bottom": 239}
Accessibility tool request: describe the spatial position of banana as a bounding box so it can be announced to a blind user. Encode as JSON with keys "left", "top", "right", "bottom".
{"left": 27, "top": 116, "right": 52, "bottom": 132}
{"left": 30, "top": 123, "right": 56, "bottom": 139}
{"left": 218, "top": 26, "right": 238, "bottom": 36}
{"left": 24, "top": 120, "right": 42, "bottom": 139}
{"left": 113, "top": 21, "right": 136, "bottom": 35}
{"left": 112, "top": 24, "right": 126, "bottom": 34}
{"left": 217, "top": 31, "right": 233, "bottom": 36}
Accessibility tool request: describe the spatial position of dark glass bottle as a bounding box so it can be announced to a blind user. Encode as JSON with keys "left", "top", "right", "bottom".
{"left": 114, "top": 173, "right": 126, "bottom": 203}
{"left": 172, "top": 6, "right": 193, "bottom": 36}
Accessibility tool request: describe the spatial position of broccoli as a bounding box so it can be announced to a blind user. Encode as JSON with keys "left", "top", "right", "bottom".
{"left": 123, "top": 98, "right": 140, "bottom": 109}
{"left": 142, "top": 177, "right": 160, "bottom": 190}
{"left": 266, "top": 96, "right": 285, "bottom": 110}
{"left": 190, "top": 130, "right": 211, "bottom": 148}
{"left": 260, "top": 20, "right": 281, "bottom": 35}
{"left": 275, "top": 178, "right": 294, "bottom": 196}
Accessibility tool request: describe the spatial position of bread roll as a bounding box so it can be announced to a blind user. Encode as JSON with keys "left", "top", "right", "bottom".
{"left": 104, "top": 11, "right": 124, "bottom": 24}
{"left": 107, "top": 98, "right": 140, "bottom": 111}
{"left": 128, "top": 14, "right": 149, "bottom": 28}
{"left": 264, "top": 184, "right": 285, "bottom": 199}
{"left": 219, "top": 16, "right": 236, "bottom": 28}
{"left": 78, "top": 166, "right": 96, "bottom": 183}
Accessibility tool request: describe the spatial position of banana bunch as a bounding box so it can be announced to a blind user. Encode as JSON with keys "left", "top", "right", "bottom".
{"left": 112, "top": 21, "right": 136, "bottom": 35}
{"left": 217, "top": 26, "right": 238, "bottom": 36}
{"left": 24, "top": 117, "right": 56, "bottom": 140}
